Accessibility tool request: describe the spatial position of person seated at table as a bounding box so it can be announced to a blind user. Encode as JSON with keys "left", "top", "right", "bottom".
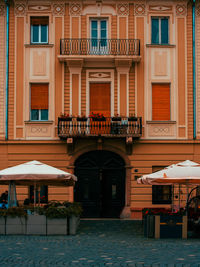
{"left": 0, "top": 190, "right": 8, "bottom": 204}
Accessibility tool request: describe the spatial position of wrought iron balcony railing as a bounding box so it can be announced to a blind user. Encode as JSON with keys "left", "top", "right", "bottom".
{"left": 60, "top": 39, "right": 140, "bottom": 56}
{"left": 58, "top": 116, "right": 142, "bottom": 139}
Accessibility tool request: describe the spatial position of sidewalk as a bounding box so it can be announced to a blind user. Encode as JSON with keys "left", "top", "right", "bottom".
{"left": 0, "top": 220, "right": 200, "bottom": 266}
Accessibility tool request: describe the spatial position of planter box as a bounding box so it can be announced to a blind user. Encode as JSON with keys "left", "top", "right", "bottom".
{"left": 128, "top": 117, "right": 137, "bottom": 122}
{"left": 0, "top": 217, "right": 5, "bottom": 235}
{"left": 59, "top": 117, "right": 72, "bottom": 121}
{"left": 143, "top": 215, "right": 155, "bottom": 238}
{"left": 6, "top": 217, "right": 26, "bottom": 235}
{"left": 155, "top": 215, "right": 187, "bottom": 239}
{"left": 77, "top": 118, "right": 87, "bottom": 122}
{"left": 47, "top": 218, "right": 67, "bottom": 235}
{"left": 92, "top": 117, "right": 106, "bottom": 121}
{"left": 68, "top": 215, "right": 80, "bottom": 235}
{"left": 112, "top": 117, "right": 121, "bottom": 122}
{"left": 26, "top": 215, "right": 46, "bottom": 235}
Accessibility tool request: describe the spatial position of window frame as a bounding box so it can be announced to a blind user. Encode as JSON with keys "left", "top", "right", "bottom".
{"left": 152, "top": 185, "right": 172, "bottom": 204}
{"left": 30, "top": 83, "right": 49, "bottom": 122}
{"left": 151, "top": 16, "right": 169, "bottom": 45}
{"left": 30, "top": 17, "right": 49, "bottom": 44}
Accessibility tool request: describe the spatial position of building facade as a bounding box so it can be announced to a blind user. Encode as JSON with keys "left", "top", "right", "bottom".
{"left": 0, "top": 0, "right": 198, "bottom": 218}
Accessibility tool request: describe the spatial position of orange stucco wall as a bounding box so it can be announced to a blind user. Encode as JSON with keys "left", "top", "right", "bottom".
{"left": 8, "top": 4, "right": 15, "bottom": 140}
{"left": 136, "top": 17, "right": 144, "bottom": 120}
{"left": 72, "top": 74, "right": 79, "bottom": 115}
{"left": 55, "top": 17, "right": 63, "bottom": 122}
{"left": 16, "top": 17, "right": 24, "bottom": 134}
{"left": 0, "top": 12, "right": 5, "bottom": 140}
{"left": 177, "top": 18, "right": 186, "bottom": 137}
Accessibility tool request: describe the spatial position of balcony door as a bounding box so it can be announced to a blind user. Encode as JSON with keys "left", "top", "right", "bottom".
{"left": 91, "top": 19, "right": 107, "bottom": 54}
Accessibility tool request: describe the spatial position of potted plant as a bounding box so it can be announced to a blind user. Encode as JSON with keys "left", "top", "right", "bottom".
{"left": 26, "top": 206, "right": 46, "bottom": 235}
{"left": 128, "top": 114, "right": 137, "bottom": 122}
{"left": 143, "top": 208, "right": 187, "bottom": 239}
{"left": 5, "top": 207, "right": 27, "bottom": 235}
{"left": 44, "top": 202, "right": 68, "bottom": 235}
{"left": 0, "top": 209, "right": 6, "bottom": 235}
{"left": 64, "top": 202, "right": 82, "bottom": 235}
{"left": 90, "top": 112, "right": 106, "bottom": 121}
{"left": 77, "top": 113, "right": 87, "bottom": 122}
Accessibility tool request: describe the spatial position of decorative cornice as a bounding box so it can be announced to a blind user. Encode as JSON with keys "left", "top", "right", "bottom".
{"left": 176, "top": 4, "right": 187, "bottom": 16}
{"left": 117, "top": 3, "right": 129, "bottom": 16}
{"left": 53, "top": 2, "right": 65, "bottom": 16}
{"left": 15, "top": 1, "right": 26, "bottom": 16}
{"left": 0, "top": 3, "right": 5, "bottom": 16}
{"left": 69, "top": 2, "right": 82, "bottom": 16}
{"left": 134, "top": 3, "right": 146, "bottom": 16}
{"left": 196, "top": 4, "right": 200, "bottom": 17}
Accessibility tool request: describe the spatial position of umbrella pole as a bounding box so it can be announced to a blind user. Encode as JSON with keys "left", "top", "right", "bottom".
{"left": 38, "top": 186, "right": 40, "bottom": 206}
{"left": 179, "top": 184, "right": 181, "bottom": 211}
{"left": 34, "top": 182, "right": 36, "bottom": 207}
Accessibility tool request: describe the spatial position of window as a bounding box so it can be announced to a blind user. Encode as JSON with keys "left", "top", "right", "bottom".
{"left": 91, "top": 19, "right": 107, "bottom": 53}
{"left": 152, "top": 83, "right": 170, "bottom": 121}
{"left": 151, "top": 166, "right": 172, "bottom": 204}
{"left": 151, "top": 17, "right": 169, "bottom": 44}
{"left": 31, "top": 17, "right": 49, "bottom": 44}
{"left": 152, "top": 185, "right": 172, "bottom": 204}
{"left": 31, "top": 84, "right": 48, "bottom": 121}
{"left": 30, "top": 185, "right": 48, "bottom": 204}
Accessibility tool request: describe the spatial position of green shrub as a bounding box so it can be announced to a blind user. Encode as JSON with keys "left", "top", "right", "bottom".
{"left": 63, "top": 202, "right": 83, "bottom": 217}
{"left": 44, "top": 206, "right": 69, "bottom": 219}
{"left": 5, "top": 207, "right": 27, "bottom": 218}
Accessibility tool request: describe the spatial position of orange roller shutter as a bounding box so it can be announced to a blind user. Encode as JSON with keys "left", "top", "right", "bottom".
{"left": 31, "top": 84, "right": 48, "bottom": 110}
{"left": 90, "top": 83, "right": 111, "bottom": 117}
{"left": 152, "top": 83, "right": 170, "bottom": 121}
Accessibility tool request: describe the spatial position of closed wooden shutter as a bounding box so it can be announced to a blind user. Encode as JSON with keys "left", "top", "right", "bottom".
{"left": 31, "top": 17, "right": 49, "bottom": 25}
{"left": 152, "top": 83, "right": 170, "bottom": 120}
{"left": 90, "top": 83, "right": 111, "bottom": 117}
{"left": 31, "top": 84, "right": 48, "bottom": 110}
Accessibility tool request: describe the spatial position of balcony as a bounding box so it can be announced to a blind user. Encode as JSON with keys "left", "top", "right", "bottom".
{"left": 58, "top": 39, "right": 141, "bottom": 64}
{"left": 57, "top": 116, "right": 142, "bottom": 139}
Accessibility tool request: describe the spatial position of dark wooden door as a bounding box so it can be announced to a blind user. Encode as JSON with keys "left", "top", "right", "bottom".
{"left": 101, "top": 169, "right": 125, "bottom": 218}
{"left": 74, "top": 151, "right": 125, "bottom": 218}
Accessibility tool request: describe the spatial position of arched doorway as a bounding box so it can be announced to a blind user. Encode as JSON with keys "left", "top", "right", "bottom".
{"left": 74, "top": 150, "right": 125, "bottom": 218}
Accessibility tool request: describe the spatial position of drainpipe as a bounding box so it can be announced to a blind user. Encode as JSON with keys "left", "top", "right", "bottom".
{"left": 5, "top": 0, "right": 9, "bottom": 140}
{"left": 193, "top": 0, "right": 196, "bottom": 139}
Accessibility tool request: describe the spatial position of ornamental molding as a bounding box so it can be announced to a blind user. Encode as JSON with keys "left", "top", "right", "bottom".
{"left": 89, "top": 72, "right": 111, "bottom": 79}
{"left": 134, "top": 4, "right": 146, "bottom": 16}
{"left": 15, "top": 1, "right": 27, "bottom": 16}
{"left": 69, "top": 2, "right": 82, "bottom": 16}
{"left": 148, "top": 5, "right": 173, "bottom": 12}
{"left": 28, "top": 4, "right": 51, "bottom": 12}
{"left": 176, "top": 4, "right": 187, "bottom": 16}
{"left": 196, "top": 4, "right": 200, "bottom": 17}
{"left": 0, "top": 3, "right": 5, "bottom": 16}
{"left": 52, "top": 2, "right": 65, "bottom": 16}
{"left": 117, "top": 3, "right": 129, "bottom": 16}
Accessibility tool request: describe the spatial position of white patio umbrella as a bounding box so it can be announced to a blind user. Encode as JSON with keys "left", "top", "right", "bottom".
{"left": 137, "top": 160, "right": 200, "bottom": 185}
{"left": 0, "top": 160, "right": 77, "bottom": 207}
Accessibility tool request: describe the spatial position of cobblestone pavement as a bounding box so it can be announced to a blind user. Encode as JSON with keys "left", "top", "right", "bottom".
{"left": 0, "top": 220, "right": 200, "bottom": 266}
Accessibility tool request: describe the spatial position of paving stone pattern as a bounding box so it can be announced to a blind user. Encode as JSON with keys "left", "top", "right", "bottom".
{"left": 0, "top": 220, "right": 200, "bottom": 266}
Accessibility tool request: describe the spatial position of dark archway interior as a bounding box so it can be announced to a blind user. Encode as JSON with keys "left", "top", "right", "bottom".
{"left": 74, "top": 150, "right": 125, "bottom": 218}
